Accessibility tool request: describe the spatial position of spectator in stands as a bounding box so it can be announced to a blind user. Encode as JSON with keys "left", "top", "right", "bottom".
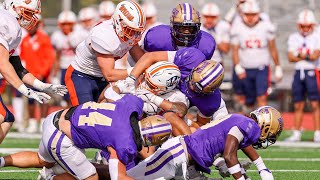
{"left": 285, "top": 9, "right": 320, "bottom": 142}
{"left": 99, "top": 1, "right": 115, "bottom": 21}
{"left": 201, "top": 2, "right": 230, "bottom": 65}
{"left": 230, "top": 0, "right": 283, "bottom": 114}
{"left": 20, "top": 15, "right": 55, "bottom": 133}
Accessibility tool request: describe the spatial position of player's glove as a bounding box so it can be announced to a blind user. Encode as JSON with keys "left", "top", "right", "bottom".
{"left": 18, "top": 84, "right": 51, "bottom": 104}
{"left": 275, "top": 65, "right": 283, "bottom": 82}
{"left": 259, "top": 169, "right": 274, "bottom": 180}
{"left": 136, "top": 87, "right": 164, "bottom": 107}
{"left": 115, "top": 75, "right": 136, "bottom": 94}
{"left": 33, "top": 79, "right": 68, "bottom": 96}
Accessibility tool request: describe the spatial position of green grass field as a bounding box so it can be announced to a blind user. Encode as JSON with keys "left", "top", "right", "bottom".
{"left": 0, "top": 131, "right": 320, "bottom": 179}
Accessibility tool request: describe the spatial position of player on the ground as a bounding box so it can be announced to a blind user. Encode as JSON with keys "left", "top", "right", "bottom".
{"left": 65, "top": 0, "right": 147, "bottom": 106}
{"left": 285, "top": 9, "right": 320, "bottom": 142}
{"left": 0, "top": 0, "right": 67, "bottom": 143}
{"left": 142, "top": 3, "right": 216, "bottom": 60}
{"left": 121, "top": 48, "right": 228, "bottom": 128}
{"left": 230, "top": 0, "right": 283, "bottom": 113}
{"left": 126, "top": 106, "right": 282, "bottom": 180}
{"left": 0, "top": 95, "right": 172, "bottom": 179}
{"left": 201, "top": 3, "right": 230, "bottom": 65}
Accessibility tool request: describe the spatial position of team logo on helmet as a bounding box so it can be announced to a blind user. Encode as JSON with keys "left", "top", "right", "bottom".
{"left": 119, "top": 4, "right": 134, "bottom": 21}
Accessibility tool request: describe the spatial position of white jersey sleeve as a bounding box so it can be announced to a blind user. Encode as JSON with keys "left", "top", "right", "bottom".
{"left": 0, "top": 9, "right": 22, "bottom": 54}
{"left": 230, "top": 24, "right": 240, "bottom": 45}
{"left": 215, "top": 20, "right": 231, "bottom": 43}
{"left": 167, "top": 51, "right": 177, "bottom": 63}
{"left": 266, "top": 22, "right": 276, "bottom": 40}
{"left": 287, "top": 33, "right": 299, "bottom": 52}
{"left": 160, "top": 89, "right": 190, "bottom": 108}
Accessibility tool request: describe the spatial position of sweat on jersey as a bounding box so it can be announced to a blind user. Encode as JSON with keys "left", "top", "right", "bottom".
{"left": 144, "top": 25, "right": 216, "bottom": 60}
{"left": 184, "top": 114, "right": 261, "bottom": 173}
{"left": 70, "top": 94, "right": 143, "bottom": 165}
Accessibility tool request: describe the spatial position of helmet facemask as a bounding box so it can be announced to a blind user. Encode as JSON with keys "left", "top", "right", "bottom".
{"left": 119, "top": 20, "right": 145, "bottom": 46}
{"left": 171, "top": 22, "right": 200, "bottom": 46}
{"left": 15, "top": 5, "right": 40, "bottom": 30}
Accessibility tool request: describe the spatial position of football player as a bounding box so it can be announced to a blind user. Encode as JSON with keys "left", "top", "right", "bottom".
{"left": 51, "top": 10, "right": 80, "bottom": 107}
{"left": 65, "top": 0, "right": 147, "bottom": 106}
{"left": 0, "top": 95, "right": 172, "bottom": 180}
{"left": 201, "top": 3, "right": 230, "bottom": 64}
{"left": 230, "top": 0, "right": 283, "bottom": 112}
{"left": 121, "top": 48, "right": 228, "bottom": 129}
{"left": 98, "top": 1, "right": 115, "bottom": 21}
{"left": 0, "top": 0, "right": 67, "bottom": 143}
{"left": 285, "top": 9, "right": 320, "bottom": 142}
{"left": 141, "top": 3, "right": 216, "bottom": 60}
{"left": 126, "top": 106, "right": 282, "bottom": 180}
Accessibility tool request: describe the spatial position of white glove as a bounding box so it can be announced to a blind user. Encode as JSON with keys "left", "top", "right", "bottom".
{"left": 33, "top": 79, "right": 68, "bottom": 96}
{"left": 18, "top": 84, "right": 51, "bottom": 104}
{"left": 235, "top": 64, "right": 245, "bottom": 75}
{"left": 115, "top": 76, "right": 136, "bottom": 94}
{"left": 135, "top": 87, "right": 164, "bottom": 107}
{"left": 275, "top": 65, "right": 283, "bottom": 81}
{"left": 51, "top": 77, "right": 60, "bottom": 85}
{"left": 38, "top": 167, "right": 55, "bottom": 180}
{"left": 259, "top": 169, "right": 274, "bottom": 180}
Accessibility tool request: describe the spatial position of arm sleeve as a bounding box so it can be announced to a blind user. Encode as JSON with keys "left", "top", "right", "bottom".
{"left": 266, "top": 22, "right": 277, "bottom": 40}
{"left": 167, "top": 51, "right": 177, "bottom": 63}
{"left": 0, "top": 36, "right": 9, "bottom": 51}
{"left": 287, "top": 35, "right": 297, "bottom": 52}
{"left": 230, "top": 26, "right": 239, "bottom": 45}
{"left": 9, "top": 55, "right": 29, "bottom": 79}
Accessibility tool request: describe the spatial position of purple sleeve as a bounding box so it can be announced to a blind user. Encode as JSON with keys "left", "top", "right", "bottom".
{"left": 173, "top": 47, "right": 206, "bottom": 80}
{"left": 144, "top": 25, "right": 175, "bottom": 52}
{"left": 237, "top": 120, "right": 261, "bottom": 147}
{"left": 196, "top": 31, "right": 216, "bottom": 60}
{"left": 121, "top": 95, "right": 144, "bottom": 118}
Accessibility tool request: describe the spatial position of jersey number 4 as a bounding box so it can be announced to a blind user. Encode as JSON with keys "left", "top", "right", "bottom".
{"left": 78, "top": 102, "right": 116, "bottom": 127}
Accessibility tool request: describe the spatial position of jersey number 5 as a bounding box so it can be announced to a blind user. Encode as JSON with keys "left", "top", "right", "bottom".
{"left": 78, "top": 102, "right": 116, "bottom": 127}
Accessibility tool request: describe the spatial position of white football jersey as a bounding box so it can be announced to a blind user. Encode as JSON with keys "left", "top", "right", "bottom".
{"left": 287, "top": 31, "right": 320, "bottom": 70}
{"left": 231, "top": 19, "right": 276, "bottom": 68}
{"left": 201, "top": 20, "right": 231, "bottom": 63}
{"left": 0, "top": 9, "right": 22, "bottom": 56}
{"left": 71, "top": 20, "right": 132, "bottom": 77}
{"left": 160, "top": 89, "right": 189, "bottom": 108}
{"left": 51, "top": 30, "right": 76, "bottom": 69}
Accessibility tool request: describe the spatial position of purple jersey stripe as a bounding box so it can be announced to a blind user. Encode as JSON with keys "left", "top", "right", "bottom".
{"left": 145, "top": 149, "right": 184, "bottom": 175}
{"left": 56, "top": 134, "right": 77, "bottom": 176}
{"left": 47, "top": 129, "right": 58, "bottom": 160}
{"left": 188, "top": 3, "right": 192, "bottom": 21}
{"left": 141, "top": 123, "right": 171, "bottom": 131}
{"left": 146, "top": 143, "right": 181, "bottom": 166}
{"left": 203, "top": 68, "right": 224, "bottom": 88}
{"left": 183, "top": 3, "right": 187, "bottom": 20}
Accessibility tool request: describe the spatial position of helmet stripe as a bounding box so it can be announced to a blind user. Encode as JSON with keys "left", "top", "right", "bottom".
{"left": 188, "top": 3, "right": 192, "bottom": 20}
{"left": 141, "top": 123, "right": 172, "bottom": 131}
{"left": 200, "top": 64, "right": 224, "bottom": 87}
{"left": 183, "top": 3, "right": 191, "bottom": 20}
{"left": 141, "top": 124, "right": 172, "bottom": 135}
{"left": 129, "top": 0, "right": 144, "bottom": 27}
{"left": 149, "top": 65, "right": 179, "bottom": 76}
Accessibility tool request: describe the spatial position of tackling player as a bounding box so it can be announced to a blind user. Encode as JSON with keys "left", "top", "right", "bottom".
{"left": 142, "top": 3, "right": 216, "bottom": 60}
{"left": 0, "top": 0, "right": 67, "bottom": 143}
{"left": 0, "top": 95, "right": 172, "bottom": 180}
{"left": 127, "top": 106, "right": 282, "bottom": 180}
{"left": 65, "top": 0, "right": 147, "bottom": 106}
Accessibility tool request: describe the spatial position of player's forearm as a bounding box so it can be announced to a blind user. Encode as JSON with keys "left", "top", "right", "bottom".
{"left": 218, "top": 42, "right": 230, "bottom": 54}
{"left": 130, "top": 51, "right": 168, "bottom": 79}
{"left": 160, "top": 101, "right": 187, "bottom": 118}
{"left": 269, "top": 40, "right": 280, "bottom": 66}
{"left": 231, "top": 45, "right": 240, "bottom": 65}
{"left": 0, "top": 57, "right": 24, "bottom": 89}
{"left": 102, "top": 69, "right": 128, "bottom": 82}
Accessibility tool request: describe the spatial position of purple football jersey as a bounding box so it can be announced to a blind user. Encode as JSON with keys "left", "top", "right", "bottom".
{"left": 184, "top": 114, "right": 261, "bottom": 173}
{"left": 144, "top": 25, "right": 216, "bottom": 60}
{"left": 70, "top": 94, "right": 143, "bottom": 165}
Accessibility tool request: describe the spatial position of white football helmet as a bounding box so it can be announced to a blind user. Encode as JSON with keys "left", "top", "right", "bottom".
{"left": 139, "top": 115, "right": 172, "bottom": 146}
{"left": 58, "top": 10, "right": 77, "bottom": 24}
{"left": 142, "top": 2, "right": 157, "bottom": 18}
{"left": 112, "top": 0, "right": 146, "bottom": 46}
{"left": 144, "top": 61, "right": 181, "bottom": 95}
{"left": 99, "top": 1, "right": 115, "bottom": 20}
{"left": 250, "top": 106, "right": 283, "bottom": 149}
{"left": 201, "top": 3, "right": 220, "bottom": 16}
{"left": 297, "top": 9, "right": 317, "bottom": 36}
{"left": 78, "top": 7, "right": 98, "bottom": 30}
{"left": 241, "top": 0, "right": 260, "bottom": 27}
{"left": 3, "top": 0, "right": 41, "bottom": 30}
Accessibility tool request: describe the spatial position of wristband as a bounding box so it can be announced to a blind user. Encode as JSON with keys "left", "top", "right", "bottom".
{"left": 237, "top": 176, "right": 245, "bottom": 180}
{"left": 253, "top": 157, "right": 267, "bottom": 171}
{"left": 228, "top": 164, "right": 241, "bottom": 174}
{"left": 235, "top": 64, "right": 245, "bottom": 75}
{"left": 33, "top": 79, "right": 45, "bottom": 90}
{"left": 17, "top": 84, "right": 29, "bottom": 96}
{"left": 128, "top": 74, "right": 137, "bottom": 81}
{"left": 241, "top": 167, "right": 246, "bottom": 174}
{"left": 127, "top": 67, "right": 134, "bottom": 75}
{"left": 104, "top": 87, "right": 122, "bottom": 101}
